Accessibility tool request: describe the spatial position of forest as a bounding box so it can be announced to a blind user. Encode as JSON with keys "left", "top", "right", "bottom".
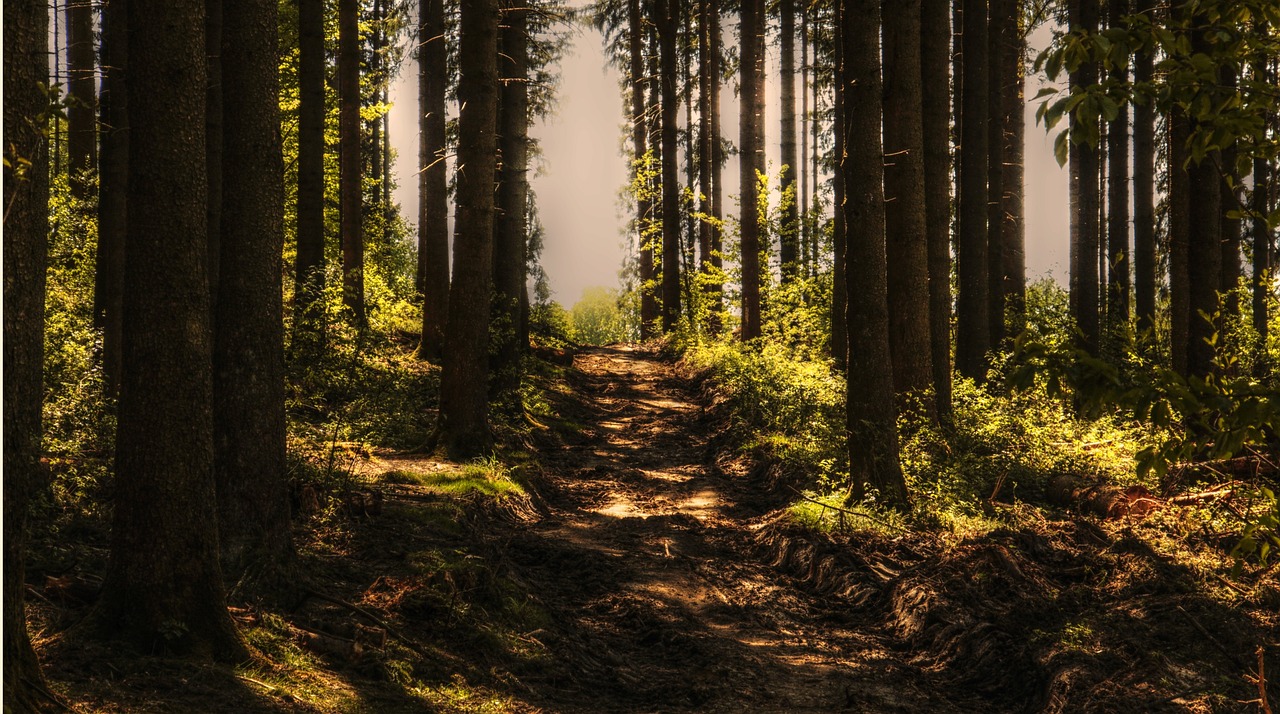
{"left": 3, "top": 0, "right": 1279, "bottom": 711}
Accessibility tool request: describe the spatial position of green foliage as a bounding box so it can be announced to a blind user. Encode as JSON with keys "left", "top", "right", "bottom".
{"left": 568, "top": 286, "right": 636, "bottom": 345}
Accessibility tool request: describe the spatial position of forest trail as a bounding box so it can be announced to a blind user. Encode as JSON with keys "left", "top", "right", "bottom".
{"left": 504, "top": 346, "right": 946, "bottom": 713}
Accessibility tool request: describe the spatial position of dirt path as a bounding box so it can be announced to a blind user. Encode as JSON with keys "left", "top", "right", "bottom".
{"left": 503, "top": 346, "right": 950, "bottom": 713}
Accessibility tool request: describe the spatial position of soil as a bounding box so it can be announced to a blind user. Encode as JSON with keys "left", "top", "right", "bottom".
{"left": 29, "top": 346, "right": 1280, "bottom": 713}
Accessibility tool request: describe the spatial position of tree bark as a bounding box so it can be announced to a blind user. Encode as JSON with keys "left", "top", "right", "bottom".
{"left": 417, "top": 0, "right": 449, "bottom": 359}
{"left": 493, "top": 0, "right": 529, "bottom": 407}
{"left": 831, "top": 0, "right": 847, "bottom": 369}
{"left": 206, "top": 0, "right": 223, "bottom": 308}
{"left": 296, "top": 0, "right": 327, "bottom": 348}
{"left": 739, "top": 0, "right": 764, "bottom": 339}
{"left": 631, "top": 0, "right": 658, "bottom": 340}
{"left": 1105, "top": 0, "right": 1130, "bottom": 346}
{"left": 1185, "top": 19, "right": 1222, "bottom": 380}
{"left": 1001, "top": 3, "right": 1026, "bottom": 336}
{"left": 90, "top": 0, "right": 246, "bottom": 660}
{"left": 799, "top": 5, "right": 809, "bottom": 274}
{"left": 986, "top": 0, "right": 1008, "bottom": 347}
{"left": 1132, "top": 0, "right": 1156, "bottom": 338}
{"left": 339, "top": 0, "right": 365, "bottom": 325}
{"left": 956, "top": 0, "right": 990, "bottom": 378}
{"left": 67, "top": 0, "right": 97, "bottom": 198}
{"left": 779, "top": 0, "right": 799, "bottom": 280}
{"left": 1219, "top": 71, "right": 1242, "bottom": 318}
{"left": 96, "top": 0, "right": 128, "bottom": 397}
{"left": 1169, "top": 109, "right": 1191, "bottom": 376}
{"left": 922, "top": 0, "right": 952, "bottom": 418}
{"left": 698, "top": 0, "right": 715, "bottom": 297}
{"left": 1253, "top": 142, "right": 1272, "bottom": 358}
{"left": 1068, "top": 0, "right": 1100, "bottom": 356}
{"left": 658, "top": 0, "right": 682, "bottom": 332}
{"left": 4, "top": 1, "right": 53, "bottom": 706}
{"left": 436, "top": 0, "right": 499, "bottom": 458}
{"left": 881, "top": 0, "right": 934, "bottom": 409}
{"left": 709, "top": 0, "right": 725, "bottom": 328}
{"left": 841, "top": 0, "right": 907, "bottom": 507}
{"left": 215, "top": 0, "right": 295, "bottom": 594}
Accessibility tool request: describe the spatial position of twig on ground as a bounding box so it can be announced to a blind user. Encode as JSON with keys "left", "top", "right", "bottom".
{"left": 1177, "top": 605, "right": 1247, "bottom": 669}
{"left": 787, "top": 487, "right": 906, "bottom": 533}
{"left": 303, "top": 588, "right": 425, "bottom": 657}
{"left": 1257, "top": 646, "right": 1273, "bottom": 714}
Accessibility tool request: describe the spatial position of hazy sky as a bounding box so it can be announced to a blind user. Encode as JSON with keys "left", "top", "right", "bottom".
{"left": 389, "top": 18, "right": 1073, "bottom": 307}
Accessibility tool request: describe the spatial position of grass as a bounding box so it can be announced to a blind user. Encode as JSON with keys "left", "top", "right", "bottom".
{"left": 380, "top": 457, "right": 525, "bottom": 498}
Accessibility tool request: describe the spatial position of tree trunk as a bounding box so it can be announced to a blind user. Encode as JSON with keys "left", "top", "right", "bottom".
{"left": 922, "top": 0, "right": 952, "bottom": 418}
{"left": 296, "top": 0, "right": 327, "bottom": 348}
{"left": 418, "top": 0, "right": 449, "bottom": 359}
{"left": 956, "top": 0, "right": 990, "bottom": 378}
{"left": 658, "top": 0, "right": 682, "bottom": 332}
{"left": 779, "top": 0, "right": 799, "bottom": 280}
{"left": 1169, "top": 109, "right": 1191, "bottom": 376}
{"left": 709, "top": 0, "right": 725, "bottom": 328}
{"left": 985, "top": 0, "right": 1008, "bottom": 347}
{"left": 1001, "top": 3, "right": 1025, "bottom": 336}
{"left": 1185, "top": 19, "right": 1222, "bottom": 380}
{"left": 1105, "top": 0, "right": 1130, "bottom": 347}
{"left": 1219, "top": 72, "right": 1242, "bottom": 318}
{"left": 435, "top": 0, "right": 499, "bottom": 459}
{"left": 96, "top": 0, "right": 128, "bottom": 397}
{"left": 698, "top": 0, "right": 715, "bottom": 295}
{"left": 739, "top": 0, "right": 764, "bottom": 339}
{"left": 799, "top": 5, "right": 809, "bottom": 274}
{"left": 339, "top": 0, "right": 365, "bottom": 324}
{"left": 4, "top": 2, "right": 53, "bottom": 706}
{"left": 493, "top": 0, "right": 529, "bottom": 408}
{"left": 831, "top": 0, "right": 846, "bottom": 369}
{"left": 647, "top": 40, "right": 663, "bottom": 334}
{"left": 206, "top": 1, "right": 223, "bottom": 308}
{"left": 1253, "top": 111, "right": 1272, "bottom": 360}
{"left": 1132, "top": 0, "right": 1156, "bottom": 339}
{"left": 631, "top": 0, "right": 657, "bottom": 340}
{"left": 841, "top": 0, "right": 907, "bottom": 507}
{"left": 67, "top": 0, "right": 96, "bottom": 198}
{"left": 90, "top": 0, "right": 246, "bottom": 660}
{"left": 215, "top": 0, "right": 295, "bottom": 594}
{"left": 1068, "top": 0, "right": 1100, "bottom": 356}
{"left": 882, "top": 0, "right": 934, "bottom": 409}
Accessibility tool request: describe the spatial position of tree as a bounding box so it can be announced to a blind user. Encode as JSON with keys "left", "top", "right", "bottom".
{"left": 779, "top": 0, "right": 799, "bottom": 280}
{"left": 739, "top": 0, "right": 765, "bottom": 340}
{"left": 986, "top": 0, "right": 1009, "bottom": 346}
{"left": 296, "top": 0, "right": 327, "bottom": 347}
{"left": 1185, "top": 19, "right": 1222, "bottom": 380}
{"left": 1068, "top": 0, "right": 1100, "bottom": 356}
{"left": 214, "top": 0, "right": 294, "bottom": 590}
{"left": 708, "top": 0, "right": 725, "bottom": 327}
{"left": 841, "top": 0, "right": 908, "bottom": 506}
{"left": 207, "top": 1, "right": 224, "bottom": 302}
{"left": 957, "top": 0, "right": 991, "bottom": 378}
{"left": 999, "top": 0, "right": 1026, "bottom": 337}
{"left": 922, "top": 0, "right": 952, "bottom": 417}
{"left": 1169, "top": 109, "right": 1191, "bottom": 375}
{"left": 339, "top": 0, "right": 365, "bottom": 324}
{"left": 88, "top": 0, "right": 246, "bottom": 660}
{"left": 830, "top": 0, "right": 847, "bottom": 369}
{"left": 628, "top": 0, "right": 658, "bottom": 339}
{"left": 881, "top": 0, "right": 934, "bottom": 408}
{"left": 95, "top": 0, "right": 128, "bottom": 396}
{"left": 4, "top": 1, "right": 53, "bottom": 705}
{"left": 658, "top": 0, "right": 682, "bottom": 331}
{"left": 698, "top": 0, "right": 716, "bottom": 295}
{"left": 493, "top": 0, "right": 531, "bottom": 405}
{"left": 1105, "top": 0, "right": 1130, "bottom": 345}
{"left": 418, "top": 0, "right": 450, "bottom": 359}
{"left": 435, "top": 0, "right": 500, "bottom": 458}
{"left": 66, "top": 0, "right": 96, "bottom": 198}
{"left": 1132, "top": 0, "right": 1157, "bottom": 338}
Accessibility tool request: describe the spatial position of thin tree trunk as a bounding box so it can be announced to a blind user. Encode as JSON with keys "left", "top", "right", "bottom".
{"left": 631, "top": 0, "right": 657, "bottom": 339}
{"left": 435, "top": 0, "right": 499, "bottom": 458}
{"left": 799, "top": 5, "right": 809, "bottom": 274}
{"left": 1132, "top": 0, "right": 1156, "bottom": 339}
{"left": 1169, "top": 109, "right": 1191, "bottom": 375}
{"left": 206, "top": 1, "right": 223, "bottom": 308}
{"left": 1105, "top": 0, "right": 1130, "bottom": 346}
{"left": 96, "top": 0, "right": 127, "bottom": 397}
{"left": 739, "top": 0, "right": 764, "bottom": 339}
{"left": 779, "top": 0, "right": 799, "bottom": 280}
{"left": 882, "top": 0, "right": 934, "bottom": 409}
{"left": 4, "top": 2, "right": 53, "bottom": 705}
{"left": 647, "top": 39, "right": 663, "bottom": 333}
{"left": 91, "top": 0, "right": 246, "bottom": 660}
{"left": 296, "top": 0, "right": 327, "bottom": 348}
{"left": 658, "top": 0, "right": 682, "bottom": 331}
{"left": 698, "top": 0, "right": 714, "bottom": 286}
{"left": 841, "top": 0, "right": 907, "bottom": 507}
{"left": 1001, "top": 4, "right": 1025, "bottom": 336}
{"left": 709, "top": 0, "right": 724, "bottom": 328}
{"left": 493, "top": 0, "right": 529, "bottom": 407}
{"left": 339, "top": 0, "right": 365, "bottom": 324}
{"left": 371, "top": 0, "right": 384, "bottom": 209}
{"left": 67, "top": 0, "right": 96, "bottom": 198}
{"left": 418, "top": 0, "right": 449, "bottom": 358}
{"left": 986, "top": 0, "right": 1008, "bottom": 347}
{"left": 1068, "top": 0, "right": 1100, "bottom": 356}
{"left": 922, "top": 0, "right": 952, "bottom": 418}
{"left": 831, "top": 0, "right": 846, "bottom": 368}
{"left": 956, "top": 0, "right": 990, "bottom": 378}
{"left": 1253, "top": 153, "right": 1271, "bottom": 361}
{"left": 1219, "top": 71, "right": 1242, "bottom": 317}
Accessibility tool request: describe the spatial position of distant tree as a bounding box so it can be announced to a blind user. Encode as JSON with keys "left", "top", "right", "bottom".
{"left": 418, "top": 0, "right": 450, "bottom": 359}
{"left": 698, "top": 0, "right": 717, "bottom": 308}
{"left": 435, "top": 0, "right": 500, "bottom": 458}
{"left": 1068, "top": 0, "right": 1100, "bottom": 356}
{"left": 778, "top": 0, "right": 799, "bottom": 280}
{"left": 1169, "top": 109, "right": 1191, "bottom": 375}
{"left": 67, "top": 0, "right": 96, "bottom": 199}
{"left": 1105, "top": 0, "right": 1130, "bottom": 344}
{"left": 296, "top": 0, "right": 327, "bottom": 347}
{"left": 95, "top": 0, "right": 127, "bottom": 396}
{"left": 739, "top": 0, "right": 765, "bottom": 340}
{"left": 830, "top": 0, "right": 846, "bottom": 369}
{"left": 627, "top": 0, "right": 658, "bottom": 340}
{"left": 214, "top": 0, "right": 295, "bottom": 591}
{"left": 1132, "top": 0, "right": 1157, "bottom": 338}
{"left": 89, "top": 0, "right": 245, "bottom": 659}
{"left": 1253, "top": 53, "right": 1272, "bottom": 358}
{"left": 708, "top": 0, "right": 725, "bottom": 328}
{"left": 881, "top": 0, "right": 934, "bottom": 409}
{"left": 4, "top": 1, "right": 53, "bottom": 705}
{"left": 922, "top": 0, "right": 952, "bottom": 417}
{"left": 339, "top": 0, "right": 365, "bottom": 324}
{"left": 957, "top": 0, "right": 991, "bottom": 378}
{"left": 842, "top": 0, "right": 907, "bottom": 506}
{"left": 658, "top": 0, "right": 682, "bottom": 332}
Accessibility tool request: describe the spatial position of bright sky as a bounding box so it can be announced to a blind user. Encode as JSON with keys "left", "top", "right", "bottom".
{"left": 389, "top": 18, "right": 1073, "bottom": 307}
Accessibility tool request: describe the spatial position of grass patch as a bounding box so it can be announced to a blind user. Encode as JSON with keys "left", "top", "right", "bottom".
{"left": 381, "top": 457, "right": 524, "bottom": 498}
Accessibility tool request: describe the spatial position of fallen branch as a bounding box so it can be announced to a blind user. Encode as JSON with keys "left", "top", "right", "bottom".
{"left": 303, "top": 588, "right": 424, "bottom": 658}
{"left": 1177, "top": 605, "right": 1247, "bottom": 669}
{"left": 1170, "top": 488, "right": 1236, "bottom": 506}
{"left": 1257, "top": 645, "right": 1273, "bottom": 714}
{"left": 788, "top": 487, "right": 906, "bottom": 533}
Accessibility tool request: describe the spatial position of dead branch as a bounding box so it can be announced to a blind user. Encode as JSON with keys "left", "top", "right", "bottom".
{"left": 787, "top": 487, "right": 906, "bottom": 533}
{"left": 303, "top": 588, "right": 424, "bottom": 658}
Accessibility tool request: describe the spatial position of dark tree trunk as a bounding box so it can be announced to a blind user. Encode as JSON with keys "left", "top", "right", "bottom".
{"left": 1068, "top": 0, "right": 1100, "bottom": 356}
{"left": 709, "top": 0, "right": 725, "bottom": 327}
{"left": 739, "top": 0, "right": 764, "bottom": 339}
{"left": 1169, "top": 109, "right": 1191, "bottom": 376}
{"left": 296, "top": 0, "right": 327, "bottom": 348}
{"left": 881, "top": 0, "right": 934, "bottom": 408}
{"left": 1253, "top": 154, "right": 1271, "bottom": 359}
{"left": 418, "top": 0, "right": 449, "bottom": 359}
{"left": 683, "top": 1, "right": 698, "bottom": 285}
{"left": 90, "top": 0, "right": 246, "bottom": 660}
{"left": 67, "top": 0, "right": 96, "bottom": 198}
{"left": 206, "top": 1, "right": 223, "bottom": 307}
{"left": 698, "top": 0, "right": 715, "bottom": 295}
{"left": 779, "top": 0, "right": 799, "bottom": 280}
{"left": 435, "top": 0, "right": 499, "bottom": 459}
{"left": 4, "top": 2, "right": 53, "bottom": 706}
{"left": 658, "top": 0, "right": 682, "bottom": 332}
{"left": 631, "top": 0, "right": 658, "bottom": 340}
{"left": 647, "top": 42, "right": 663, "bottom": 333}
{"left": 1105, "top": 0, "right": 1130, "bottom": 345}
{"left": 1219, "top": 72, "right": 1242, "bottom": 318}
{"left": 985, "top": 0, "right": 1008, "bottom": 347}
{"left": 370, "top": 0, "right": 384, "bottom": 208}
{"left": 215, "top": 0, "right": 294, "bottom": 593}
{"left": 841, "top": 0, "right": 907, "bottom": 507}
{"left": 339, "top": 0, "right": 365, "bottom": 324}
{"left": 1132, "top": 0, "right": 1156, "bottom": 338}
{"left": 493, "top": 0, "right": 529, "bottom": 407}
{"left": 1000, "top": 4, "right": 1025, "bottom": 336}
{"left": 922, "top": 0, "right": 952, "bottom": 417}
{"left": 799, "top": 5, "right": 809, "bottom": 274}
{"left": 96, "top": 0, "right": 127, "bottom": 397}
{"left": 956, "top": 0, "right": 990, "bottom": 378}
{"left": 1187, "top": 151, "right": 1222, "bottom": 379}
{"left": 831, "top": 0, "right": 846, "bottom": 369}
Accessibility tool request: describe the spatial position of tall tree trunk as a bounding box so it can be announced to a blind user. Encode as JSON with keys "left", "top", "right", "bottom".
{"left": 647, "top": 40, "right": 663, "bottom": 333}
{"left": 739, "top": 0, "right": 764, "bottom": 339}
{"left": 779, "top": 0, "right": 799, "bottom": 280}
{"left": 1001, "top": 3, "right": 1026, "bottom": 336}
{"left": 882, "top": 0, "right": 934, "bottom": 409}
{"left": 658, "top": 0, "right": 682, "bottom": 332}
{"left": 493, "top": 0, "right": 529, "bottom": 407}
{"left": 841, "top": 0, "right": 907, "bottom": 507}
{"left": 4, "top": 2, "right": 53, "bottom": 706}
{"left": 708, "top": 0, "right": 724, "bottom": 328}
{"left": 1219, "top": 71, "right": 1242, "bottom": 318}
{"left": 1132, "top": 0, "right": 1156, "bottom": 339}
{"left": 418, "top": 0, "right": 449, "bottom": 359}
{"left": 799, "top": 4, "right": 809, "bottom": 274}
{"left": 96, "top": 0, "right": 127, "bottom": 397}
{"left": 831, "top": 0, "right": 846, "bottom": 368}
{"left": 90, "top": 0, "right": 246, "bottom": 660}
{"left": 698, "top": 0, "right": 714, "bottom": 289}
{"left": 985, "top": 0, "right": 1007, "bottom": 347}
{"left": 1068, "top": 0, "right": 1100, "bottom": 356}
{"left": 956, "top": 0, "right": 990, "bottom": 378}
{"left": 206, "top": 1, "right": 223, "bottom": 308}
{"left": 215, "top": 0, "right": 294, "bottom": 593}
{"left": 1253, "top": 153, "right": 1271, "bottom": 362}
{"left": 631, "top": 0, "right": 657, "bottom": 339}
{"left": 684, "top": 0, "right": 698, "bottom": 287}
{"left": 339, "top": 0, "right": 365, "bottom": 324}
{"left": 67, "top": 0, "right": 96, "bottom": 198}
{"left": 1187, "top": 149, "right": 1222, "bottom": 378}
{"left": 1105, "top": 0, "right": 1130, "bottom": 346}
{"left": 1169, "top": 109, "right": 1191, "bottom": 376}
{"left": 296, "top": 0, "right": 327, "bottom": 348}
{"left": 436, "top": 0, "right": 499, "bottom": 458}
{"left": 370, "top": 0, "right": 384, "bottom": 208}
{"left": 922, "top": 0, "right": 952, "bottom": 418}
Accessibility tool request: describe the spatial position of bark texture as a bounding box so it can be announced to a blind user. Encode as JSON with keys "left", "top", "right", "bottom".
{"left": 739, "top": 0, "right": 765, "bottom": 339}
{"left": 779, "top": 0, "right": 800, "bottom": 279}
{"left": 95, "top": 0, "right": 128, "bottom": 397}
{"left": 67, "top": 0, "right": 97, "bottom": 197}
{"left": 493, "top": 0, "right": 530, "bottom": 405}
{"left": 922, "top": 0, "right": 952, "bottom": 417}
{"left": 957, "top": 0, "right": 991, "bottom": 378}
{"left": 296, "top": 0, "right": 327, "bottom": 346}
{"left": 339, "top": 0, "right": 365, "bottom": 324}
{"left": 659, "top": 0, "right": 683, "bottom": 331}
{"left": 418, "top": 0, "right": 450, "bottom": 359}
{"left": 1069, "top": 0, "right": 1100, "bottom": 355}
{"left": 1132, "top": 0, "right": 1157, "bottom": 337}
{"left": 1105, "top": 0, "right": 1130, "bottom": 344}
